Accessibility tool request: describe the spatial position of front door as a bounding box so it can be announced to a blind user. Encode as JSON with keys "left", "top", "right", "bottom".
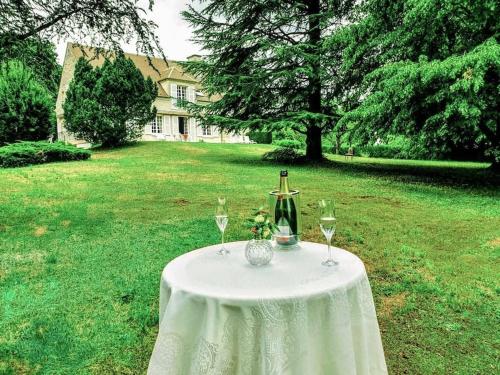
{"left": 178, "top": 117, "right": 188, "bottom": 135}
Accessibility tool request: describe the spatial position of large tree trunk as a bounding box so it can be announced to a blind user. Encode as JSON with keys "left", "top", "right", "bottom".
{"left": 306, "top": 126, "right": 323, "bottom": 160}
{"left": 305, "top": 0, "right": 323, "bottom": 161}
{"left": 490, "top": 158, "right": 500, "bottom": 172}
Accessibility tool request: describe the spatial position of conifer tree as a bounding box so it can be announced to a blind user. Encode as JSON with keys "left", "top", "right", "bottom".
{"left": 183, "top": 0, "right": 356, "bottom": 161}
{"left": 338, "top": 0, "right": 500, "bottom": 168}
{"left": 63, "top": 56, "right": 157, "bottom": 147}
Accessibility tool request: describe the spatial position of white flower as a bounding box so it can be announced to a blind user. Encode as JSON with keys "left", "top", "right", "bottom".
{"left": 255, "top": 215, "right": 265, "bottom": 223}
{"left": 263, "top": 228, "right": 271, "bottom": 238}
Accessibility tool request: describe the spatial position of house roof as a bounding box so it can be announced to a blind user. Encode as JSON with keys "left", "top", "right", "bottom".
{"left": 66, "top": 43, "right": 200, "bottom": 97}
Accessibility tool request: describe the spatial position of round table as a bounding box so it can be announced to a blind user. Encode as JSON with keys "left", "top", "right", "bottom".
{"left": 148, "top": 241, "right": 387, "bottom": 375}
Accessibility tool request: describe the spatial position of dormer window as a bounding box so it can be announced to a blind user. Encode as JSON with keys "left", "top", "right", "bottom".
{"left": 177, "top": 85, "right": 187, "bottom": 102}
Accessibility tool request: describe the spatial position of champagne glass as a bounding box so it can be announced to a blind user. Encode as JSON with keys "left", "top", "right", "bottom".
{"left": 215, "top": 197, "right": 229, "bottom": 255}
{"left": 319, "top": 199, "right": 338, "bottom": 266}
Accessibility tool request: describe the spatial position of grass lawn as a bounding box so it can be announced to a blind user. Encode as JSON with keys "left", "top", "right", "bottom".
{"left": 0, "top": 142, "right": 499, "bottom": 374}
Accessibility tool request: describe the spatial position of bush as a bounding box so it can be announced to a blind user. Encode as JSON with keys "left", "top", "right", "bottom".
{"left": 357, "top": 143, "right": 427, "bottom": 160}
{"left": 273, "top": 139, "right": 303, "bottom": 150}
{"left": 0, "top": 60, "right": 54, "bottom": 144}
{"left": 322, "top": 141, "right": 334, "bottom": 154}
{"left": 248, "top": 130, "right": 272, "bottom": 144}
{"left": 262, "top": 147, "right": 304, "bottom": 163}
{"left": 358, "top": 145, "right": 399, "bottom": 159}
{"left": 0, "top": 142, "right": 91, "bottom": 168}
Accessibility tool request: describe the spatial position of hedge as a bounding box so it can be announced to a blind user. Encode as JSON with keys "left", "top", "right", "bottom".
{"left": 273, "top": 139, "right": 303, "bottom": 150}
{"left": 262, "top": 147, "right": 305, "bottom": 164}
{"left": 0, "top": 141, "right": 91, "bottom": 168}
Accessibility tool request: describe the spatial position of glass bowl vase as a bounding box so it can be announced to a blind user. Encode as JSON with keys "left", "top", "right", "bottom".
{"left": 245, "top": 239, "right": 273, "bottom": 266}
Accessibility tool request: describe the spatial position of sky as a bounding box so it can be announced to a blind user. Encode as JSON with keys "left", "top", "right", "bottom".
{"left": 56, "top": 0, "right": 202, "bottom": 63}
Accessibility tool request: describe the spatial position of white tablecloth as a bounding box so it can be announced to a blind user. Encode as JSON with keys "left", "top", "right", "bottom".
{"left": 148, "top": 241, "right": 387, "bottom": 375}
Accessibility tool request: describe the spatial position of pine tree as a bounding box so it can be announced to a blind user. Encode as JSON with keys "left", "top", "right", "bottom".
{"left": 0, "top": 60, "right": 54, "bottom": 144}
{"left": 183, "top": 0, "right": 356, "bottom": 161}
{"left": 63, "top": 56, "right": 157, "bottom": 147}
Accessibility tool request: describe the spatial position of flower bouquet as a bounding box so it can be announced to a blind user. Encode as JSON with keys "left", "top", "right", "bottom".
{"left": 244, "top": 207, "right": 277, "bottom": 266}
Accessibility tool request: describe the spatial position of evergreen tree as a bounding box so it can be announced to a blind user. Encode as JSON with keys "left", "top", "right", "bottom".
{"left": 0, "top": 37, "right": 61, "bottom": 96}
{"left": 63, "top": 56, "right": 157, "bottom": 147}
{"left": 338, "top": 0, "right": 500, "bottom": 168}
{"left": 0, "top": 60, "right": 54, "bottom": 144}
{"left": 183, "top": 0, "right": 356, "bottom": 161}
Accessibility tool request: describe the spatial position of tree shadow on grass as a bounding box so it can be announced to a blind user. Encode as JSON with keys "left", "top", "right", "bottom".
{"left": 323, "top": 158, "right": 499, "bottom": 190}
{"left": 227, "top": 154, "right": 500, "bottom": 192}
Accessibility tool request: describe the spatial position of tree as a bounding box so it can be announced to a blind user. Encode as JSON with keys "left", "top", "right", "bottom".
{"left": 63, "top": 56, "right": 157, "bottom": 147}
{"left": 338, "top": 0, "right": 500, "bottom": 167}
{"left": 183, "top": 0, "right": 356, "bottom": 161}
{"left": 0, "top": 60, "right": 54, "bottom": 144}
{"left": 0, "top": 36, "right": 61, "bottom": 96}
{"left": 0, "top": 0, "right": 163, "bottom": 58}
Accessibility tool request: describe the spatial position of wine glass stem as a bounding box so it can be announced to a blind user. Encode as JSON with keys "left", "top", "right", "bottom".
{"left": 327, "top": 238, "right": 332, "bottom": 261}
{"left": 221, "top": 230, "right": 225, "bottom": 248}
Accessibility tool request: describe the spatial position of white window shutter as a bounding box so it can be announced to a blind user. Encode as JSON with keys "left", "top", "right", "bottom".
{"left": 164, "top": 115, "right": 170, "bottom": 135}
{"left": 191, "top": 118, "right": 196, "bottom": 137}
{"left": 170, "top": 83, "right": 177, "bottom": 107}
{"left": 187, "top": 87, "right": 195, "bottom": 103}
{"left": 173, "top": 116, "right": 178, "bottom": 134}
{"left": 145, "top": 121, "right": 152, "bottom": 134}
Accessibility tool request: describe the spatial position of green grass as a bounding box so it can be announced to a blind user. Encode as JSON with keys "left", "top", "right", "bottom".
{"left": 0, "top": 142, "right": 498, "bottom": 374}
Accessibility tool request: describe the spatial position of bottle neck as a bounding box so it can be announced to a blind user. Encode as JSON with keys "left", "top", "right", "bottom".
{"left": 279, "top": 176, "right": 290, "bottom": 194}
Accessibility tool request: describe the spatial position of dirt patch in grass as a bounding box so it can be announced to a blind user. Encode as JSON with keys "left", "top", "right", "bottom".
{"left": 487, "top": 237, "right": 500, "bottom": 247}
{"left": 22, "top": 197, "right": 61, "bottom": 208}
{"left": 1, "top": 251, "right": 46, "bottom": 268}
{"left": 173, "top": 159, "right": 202, "bottom": 166}
{"left": 418, "top": 268, "right": 436, "bottom": 282}
{"left": 0, "top": 359, "right": 40, "bottom": 375}
{"left": 173, "top": 198, "right": 190, "bottom": 206}
{"left": 34, "top": 226, "right": 48, "bottom": 237}
{"left": 61, "top": 220, "right": 71, "bottom": 227}
{"left": 92, "top": 152, "right": 122, "bottom": 160}
{"left": 43, "top": 164, "right": 114, "bottom": 175}
{"left": 146, "top": 172, "right": 182, "bottom": 181}
{"left": 380, "top": 292, "right": 408, "bottom": 317}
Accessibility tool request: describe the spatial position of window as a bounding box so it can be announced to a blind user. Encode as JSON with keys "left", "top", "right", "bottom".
{"left": 177, "top": 85, "right": 187, "bottom": 102}
{"left": 151, "top": 115, "right": 163, "bottom": 133}
{"left": 202, "top": 125, "right": 212, "bottom": 136}
{"left": 178, "top": 117, "right": 188, "bottom": 134}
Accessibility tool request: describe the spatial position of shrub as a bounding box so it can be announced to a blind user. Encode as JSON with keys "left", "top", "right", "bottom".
{"left": 0, "top": 142, "right": 91, "bottom": 168}
{"left": 248, "top": 130, "right": 272, "bottom": 144}
{"left": 357, "top": 143, "right": 428, "bottom": 160}
{"left": 322, "top": 141, "right": 334, "bottom": 154}
{"left": 273, "top": 139, "right": 303, "bottom": 150}
{"left": 0, "top": 60, "right": 54, "bottom": 144}
{"left": 262, "top": 147, "right": 304, "bottom": 163}
{"left": 358, "top": 145, "right": 399, "bottom": 159}
{"left": 63, "top": 56, "right": 157, "bottom": 147}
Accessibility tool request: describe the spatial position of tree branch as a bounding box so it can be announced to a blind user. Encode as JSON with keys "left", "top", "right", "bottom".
{"left": 14, "top": 8, "right": 83, "bottom": 43}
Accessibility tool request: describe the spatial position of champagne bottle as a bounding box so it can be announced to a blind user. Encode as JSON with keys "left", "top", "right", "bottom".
{"left": 275, "top": 170, "right": 298, "bottom": 245}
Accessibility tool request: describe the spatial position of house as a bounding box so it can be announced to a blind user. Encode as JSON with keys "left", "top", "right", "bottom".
{"left": 55, "top": 43, "right": 249, "bottom": 145}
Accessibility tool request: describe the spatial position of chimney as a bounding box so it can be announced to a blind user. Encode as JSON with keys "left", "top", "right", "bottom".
{"left": 186, "top": 54, "right": 202, "bottom": 61}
